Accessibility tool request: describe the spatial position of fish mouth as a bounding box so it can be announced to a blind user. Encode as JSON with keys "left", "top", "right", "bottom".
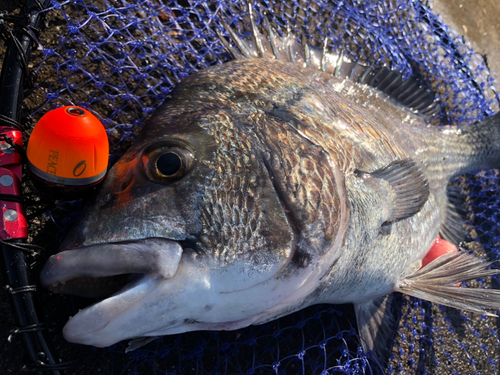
{"left": 40, "top": 238, "right": 183, "bottom": 299}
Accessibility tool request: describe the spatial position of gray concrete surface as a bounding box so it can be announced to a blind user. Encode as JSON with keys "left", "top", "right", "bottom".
{"left": 430, "top": 0, "right": 500, "bottom": 78}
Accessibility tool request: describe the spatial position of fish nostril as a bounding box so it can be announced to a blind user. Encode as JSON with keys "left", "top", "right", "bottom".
{"left": 102, "top": 193, "right": 113, "bottom": 204}
{"left": 116, "top": 172, "right": 134, "bottom": 193}
{"left": 99, "top": 192, "right": 117, "bottom": 210}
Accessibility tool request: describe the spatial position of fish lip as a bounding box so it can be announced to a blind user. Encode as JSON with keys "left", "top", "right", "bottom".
{"left": 62, "top": 272, "right": 164, "bottom": 345}
{"left": 40, "top": 237, "right": 184, "bottom": 293}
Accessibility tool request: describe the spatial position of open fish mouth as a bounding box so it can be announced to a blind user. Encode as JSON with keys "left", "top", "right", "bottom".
{"left": 40, "top": 234, "right": 320, "bottom": 347}
{"left": 39, "top": 236, "right": 308, "bottom": 347}
{"left": 40, "top": 238, "right": 183, "bottom": 299}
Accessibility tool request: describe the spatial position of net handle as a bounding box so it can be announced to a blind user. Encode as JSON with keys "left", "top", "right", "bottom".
{"left": 0, "top": 1, "right": 63, "bottom": 374}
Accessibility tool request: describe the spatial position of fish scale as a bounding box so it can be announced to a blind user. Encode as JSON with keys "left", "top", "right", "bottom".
{"left": 255, "top": 110, "right": 340, "bottom": 254}
{"left": 201, "top": 111, "right": 271, "bottom": 263}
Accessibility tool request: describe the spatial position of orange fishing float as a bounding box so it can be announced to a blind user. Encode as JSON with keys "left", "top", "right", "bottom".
{"left": 421, "top": 235, "right": 458, "bottom": 269}
{"left": 27, "top": 106, "right": 109, "bottom": 198}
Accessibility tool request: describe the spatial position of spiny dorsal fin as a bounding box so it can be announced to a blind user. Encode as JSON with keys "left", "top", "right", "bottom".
{"left": 369, "top": 159, "right": 430, "bottom": 223}
{"left": 217, "top": 4, "right": 440, "bottom": 118}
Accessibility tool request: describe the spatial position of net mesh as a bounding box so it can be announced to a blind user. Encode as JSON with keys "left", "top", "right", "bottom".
{"left": 5, "top": 0, "right": 500, "bottom": 374}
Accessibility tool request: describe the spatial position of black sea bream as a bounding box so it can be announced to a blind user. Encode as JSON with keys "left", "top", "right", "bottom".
{"left": 40, "top": 5, "right": 500, "bottom": 360}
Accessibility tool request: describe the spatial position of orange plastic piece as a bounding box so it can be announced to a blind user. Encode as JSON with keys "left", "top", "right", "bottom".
{"left": 421, "top": 235, "right": 458, "bottom": 268}
{"left": 27, "top": 106, "right": 109, "bottom": 187}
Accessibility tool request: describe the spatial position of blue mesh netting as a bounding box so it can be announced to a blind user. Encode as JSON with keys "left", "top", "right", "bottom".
{"left": 14, "top": 0, "right": 500, "bottom": 374}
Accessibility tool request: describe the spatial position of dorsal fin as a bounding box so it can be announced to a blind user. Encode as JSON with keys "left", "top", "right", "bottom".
{"left": 217, "top": 4, "right": 440, "bottom": 118}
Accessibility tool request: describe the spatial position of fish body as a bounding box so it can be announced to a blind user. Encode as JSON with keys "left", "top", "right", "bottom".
{"left": 40, "top": 14, "right": 500, "bottom": 357}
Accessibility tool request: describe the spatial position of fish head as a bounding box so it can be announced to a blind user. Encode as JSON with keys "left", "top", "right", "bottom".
{"left": 40, "top": 64, "right": 348, "bottom": 348}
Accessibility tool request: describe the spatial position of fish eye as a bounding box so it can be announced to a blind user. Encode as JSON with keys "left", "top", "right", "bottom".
{"left": 156, "top": 152, "right": 182, "bottom": 177}
{"left": 141, "top": 142, "right": 194, "bottom": 183}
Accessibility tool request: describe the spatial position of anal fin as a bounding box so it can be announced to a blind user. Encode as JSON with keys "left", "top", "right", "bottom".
{"left": 368, "top": 159, "right": 429, "bottom": 223}
{"left": 440, "top": 185, "right": 468, "bottom": 246}
{"left": 398, "top": 251, "right": 500, "bottom": 316}
{"left": 354, "top": 295, "right": 397, "bottom": 367}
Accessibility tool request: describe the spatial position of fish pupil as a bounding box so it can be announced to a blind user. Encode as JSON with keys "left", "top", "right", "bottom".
{"left": 156, "top": 152, "right": 182, "bottom": 176}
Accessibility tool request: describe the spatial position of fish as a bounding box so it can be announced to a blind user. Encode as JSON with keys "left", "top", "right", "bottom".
{"left": 40, "top": 4, "right": 500, "bottom": 361}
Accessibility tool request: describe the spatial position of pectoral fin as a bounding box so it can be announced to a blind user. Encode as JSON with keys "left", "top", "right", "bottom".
{"left": 354, "top": 295, "right": 396, "bottom": 366}
{"left": 359, "top": 158, "right": 429, "bottom": 223}
{"left": 126, "top": 336, "right": 159, "bottom": 353}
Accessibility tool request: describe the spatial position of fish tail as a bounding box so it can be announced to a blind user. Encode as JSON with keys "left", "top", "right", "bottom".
{"left": 424, "top": 112, "right": 500, "bottom": 180}
{"left": 397, "top": 251, "right": 500, "bottom": 316}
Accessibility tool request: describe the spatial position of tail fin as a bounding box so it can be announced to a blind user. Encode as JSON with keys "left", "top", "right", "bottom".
{"left": 397, "top": 251, "right": 500, "bottom": 316}
{"left": 423, "top": 112, "right": 500, "bottom": 182}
